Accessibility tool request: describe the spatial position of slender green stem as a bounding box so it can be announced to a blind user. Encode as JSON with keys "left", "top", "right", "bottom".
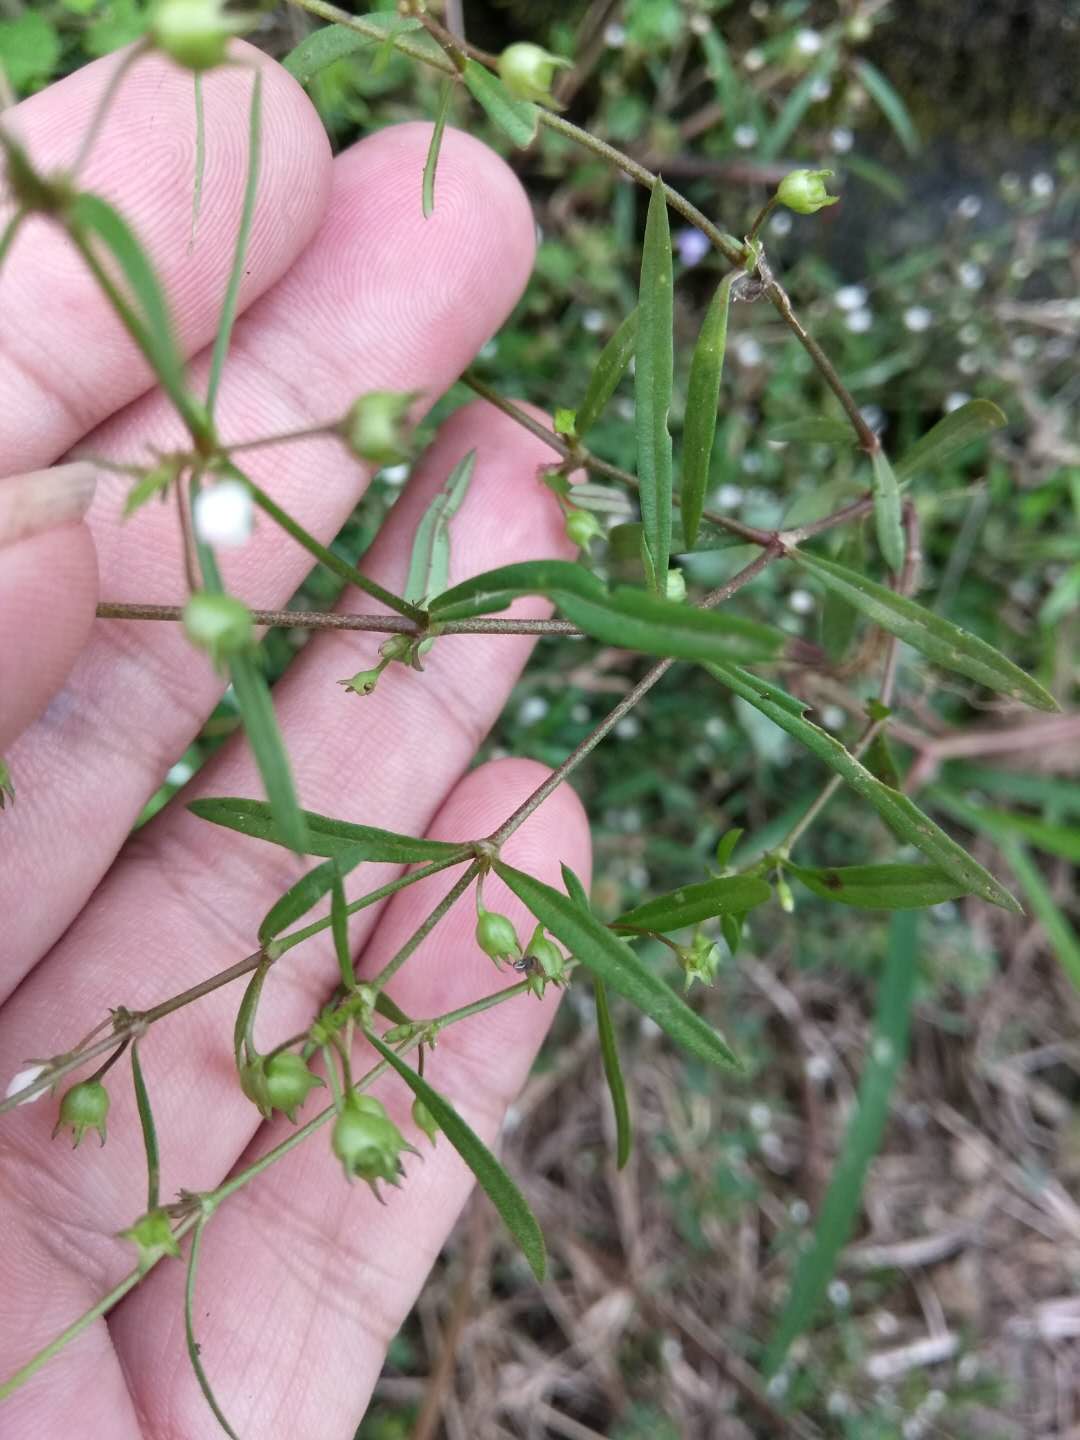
{"left": 746, "top": 195, "right": 778, "bottom": 247}
{"left": 190, "top": 75, "right": 205, "bottom": 254}
{"left": 368, "top": 862, "right": 482, "bottom": 992}
{"left": 130, "top": 1041, "right": 160, "bottom": 1212}
{"left": 184, "top": 1214, "right": 240, "bottom": 1440}
{"left": 222, "top": 420, "right": 343, "bottom": 454}
{"left": 95, "top": 601, "right": 581, "bottom": 638}
{"left": 70, "top": 41, "right": 149, "bottom": 180}
{"left": 234, "top": 467, "right": 423, "bottom": 622}
{"left": 0, "top": 209, "right": 24, "bottom": 270}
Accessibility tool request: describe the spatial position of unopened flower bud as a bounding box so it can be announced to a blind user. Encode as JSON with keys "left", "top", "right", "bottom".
{"left": 498, "top": 42, "right": 572, "bottom": 106}
{"left": 476, "top": 907, "right": 520, "bottom": 968}
{"left": 665, "top": 568, "right": 686, "bottom": 603}
{"left": 150, "top": 0, "right": 248, "bottom": 72}
{"left": 565, "top": 508, "right": 604, "bottom": 550}
{"left": 678, "top": 930, "right": 721, "bottom": 992}
{"left": 53, "top": 1078, "right": 109, "bottom": 1147}
{"left": 412, "top": 1097, "right": 440, "bottom": 1147}
{"left": 776, "top": 168, "right": 839, "bottom": 215}
{"left": 338, "top": 664, "right": 385, "bottom": 698}
{"left": 4, "top": 1062, "right": 47, "bottom": 1106}
{"left": 183, "top": 591, "right": 253, "bottom": 669}
{"left": 331, "top": 1094, "right": 418, "bottom": 1196}
{"left": 120, "top": 1208, "right": 181, "bottom": 1271}
{"left": 342, "top": 391, "right": 415, "bottom": 467}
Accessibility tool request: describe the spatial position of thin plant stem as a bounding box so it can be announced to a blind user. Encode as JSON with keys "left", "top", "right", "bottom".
{"left": 95, "top": 601, "right": 582, "bottom": 638}
{"left": 184, "top": 1214, "right": 240, "bottom": 1440}
{"left": 70, "top": 41, "right": 149, "bottom": 180}
{"left": 368, "top": 862, "right": 482, "bottom": 992}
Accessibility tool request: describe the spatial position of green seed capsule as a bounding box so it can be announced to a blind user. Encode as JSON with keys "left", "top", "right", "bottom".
{"left": 53, "top": 1079, "right": 110, "bottom": 1147}
{"left": 497, "top": 42, "right": 572, "bottom": 106}
{"left": 775, "top": 168, "right": 839, "bottom": 215}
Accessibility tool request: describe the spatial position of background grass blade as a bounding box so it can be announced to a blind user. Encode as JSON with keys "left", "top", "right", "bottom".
{"left": 576, "top": 308, "right": 638, "bottom": 436}
{"left": 763, "top": 910, "right": 920, "bottom": 1377}
{"left": 206, "top": 67, "right": 262, "bottom": 416}
{"left": 871, "top": 448, "right": 905, "bottom": 574}
{"left": 853, "top": 58, "right": 920, "bottom": 156}
{"left": 995, "top": 838, "right": 1080, "bottom": 992}
{"left": 365, "top": 1028, "right": 547, "bottom": 1280}
{"left": 636, "top": 177, "right": 674, "bottom": 592}
{"left": 894, "top": 399, "right": 1006, "bottom": 481}
{"left": 594, "top": 980, "right": 632, "bottom": 1169}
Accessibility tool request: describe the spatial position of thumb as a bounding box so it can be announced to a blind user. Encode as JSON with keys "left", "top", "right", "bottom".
{"left": 0, "top": 462, "right": 99, "bottom": 758}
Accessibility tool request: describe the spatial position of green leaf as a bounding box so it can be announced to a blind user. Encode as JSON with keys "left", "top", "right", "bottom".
{"left": 769, "top": 417, "right": 856, "bottom": 446}
{"left": 761, "top": 50, "right": 837, "bottom": 159}
{"left": 852, "top": 58, "right": 919, "bottom": 156}
{"left": 681, "top": 273, "right": 736, "bottom": 550}
{"left": 636, "top": 178, "right": 674, "bottom": 593}
{"left": 787, "top": 863, "right": 968, "bottom": 909}
{"left": 863, "top": 729, "right": 902, "bottom": 790}
{"left": 365, "top": 1028, "right": 546, "bottom": 1280}
{"left": 894, "top": 400, "right": 1007, "bottom": 483}
{"left": 258, "top": 852, "right": 366, "bottom": 945}
{"left": 791, "top": 549, "right": 1058, "bottom": 712}
{"left": 405, "top": 450, "right": 476, "bottom": 604}
{"left": 0, "top": 12, "right": 60, "bottom": 91}
{"left": 422, "top": 78, "right": 454, "bottom": 218}
{"left": 494, "top": 861, "right": 741, "bottom": 1070}
{"left": 764, "top": 911, "right": 919, "bottom": 1375}
{"left": 560, "top": 862, "right": 592, "bottom": 912}
{"left": 616, "top": 875, "right": 771, "bottom": 932}
{"left": 576, "top": 309, "right": 639, "bottom": 436}
{"left": 189, "top": 796, "right": 465, "bottom": 863}
{"left": 928, "top": 791, "right": 1080, "bottom": 865}
{"left": 226, "top": 652, "right": 308, "bottom": 855}
{"left": 185, "top": 1216, "right": 240, "bottom": 1440}
{"left": 282, "top": 17, "right": 423, "bottom": 85}
{"left": 995, "top": 838, "right": 1080, "bottom": 993}
{"left": 871, "top": 448, "right": 905, "bottom": 574}
{"left": 429, "top": 560, "right": 784, "bottom": 665}
{"left": 206, "top": 68, "right": 262, "bottom": 416}
{"left": 462, "top": 60, "right": 539, "bottom": 147}
{"left": 331, "top": 874, "right": 356, "bottom": 990}
{"left": 68, "top": 192, "right": 196, "bottom": 430}
{"left": 594, "top": 980, "right": 632, "bottom": 1168}
{"left": 705, "top": 662, "right": 1021, "bottom": 913}
{"left": 130, "top": 1042, "right": 160, "bottom": 1212}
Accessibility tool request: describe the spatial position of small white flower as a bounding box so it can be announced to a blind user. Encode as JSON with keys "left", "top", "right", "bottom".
{"left": 5, "top": 1064, "right": 47, "bottom": 1106}
{"left": 958, "top": 352, "right": 980, "bottom": 376}
{"left": 872, "top": 1037, "right": 894, "bottom": 1065}
{"left": 809, "top": 77, "right": 832, "bottom": 102}
{"left": 860, "top": 403, "right": 885, "bottom": 432}
{"left": 743, "top": 47, "right": 765, "bottom": 72}
{"left": 806, "top": 1053, "right": 831, "bottom": 1082}
{"left": 788, "top": 588, "right": 815, "bottom": 614}
{"left": 830, "top": 126, "right": 854, "bottom": 153}
{"left": 517, "top": 696, "right": 549, "bottom": 725}
{"left": 1011, "top": 334, "right": 1038, "bottom": 360}
{"left": 795, "top": 28, "right": 823, "bottom": 55}
{"left": 734, "top": 336, "right": 763, "bottom": 367}
{"left": 828, "top": 1279, "right": 851, "bottom": 1307}
{"left": 789, "top": 1199, "right": 810, "bottom": 1225}
{"left": 845, "top": 308, "right": 874, "bottom": 333}
{"left": 835, "top": 283, "right": 869, "bottom": 311}
{"left": 381, "top": 463, "right": 410, "bottom": 485}
{"left": 615, "top": 716, "right": 641, "bottom": 740}
{"left": 821, "top": 705, "right": 847, "bottom": 731}
{"left": 749, "top": 1102, "right": 771, "bottom": 1130}
{"left": 958, "top": 261, "right": 984, "bottom": 290}
{"left": 945, "top": 391, "right": 971, "bottom": 413}
{"left": 741, "top": 451, "right": 763, "bottom": 474}
{"left": 733, "top": 123, "right": 758, "bottom": 149}
{"left": 826, "top": 1391, "right": 852, "bottom": 1417}
{"left": 903, "top": 305, "right": 933, "bottom": 332}
{"left": 956, "top": 194, "right": 982, "bottom": 219}
{"left": 602, "top": 21, "right": 626, "bottom": 48}
{"left": 675, "top": 228, "right": 710, "bottom": 267}
{"left": 1030, "top": 171, "right": 1054, "bottom": 198}
{"left": 582, "top": 308, "right": 606, "bottom": 334}
{"left": 193, "top": 480, "right": 254, "bottom": 549}
{"left": 715, "top": 483, "right": 745, "bottom": 509}
{"left": 167, "top": 760, "right": 195, "bottom": 786}
{"left": 478, "top": 338, "right": 498, "bottom": 361}
{"left": 766, "top": 1372, "right": 789, "bottom": 1399}
{"left": 769, "top": 210, "right": 793, "bottom": 236}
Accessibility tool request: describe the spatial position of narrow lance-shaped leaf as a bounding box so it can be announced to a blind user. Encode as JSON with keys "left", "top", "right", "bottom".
{"left": 422, "top": 77, "right": 454, "bottom": 218}
{"left": 929, "top": 791, "right": 1080, "bottom": 864}
{"left": 462, "top": 60, "right": 539, "bottom": 147}
{"left": 787, "top": 863, "right": 969, "bottom": 910}
{"left": 995, "top": 838, "right": 1080, "bottom": 993}
{"left": 227, "top": 651, "right": 309, "bottom": 855}
{"left": 852, "top": 58, "right": 919, "bottom": 156}
{"left": 705, "top": 662, "right": 1021, "bottom": 913}
{"left": 616, "top": 875, "right": 771, "bottom": 933}
{"left": 494, "top": 861, "right": 741, "bottom": 1070}
{"left": 871, "top": 447, "right": 905, "bottom": 574}
{"left": 130, "top": 1042, "right": 160, "bottom": 1212}
{"left": 365, "top": 1028, "right": 547, "bottom": 1280}
{"left": 636, "top": 177, "right": 674, "bottom": 592}
{"left": 576, "top": 309, "right": 638, "bottom": 436}
{"left": 821, "top": 530, "right": 863, "bottom": 662}
{"left": 282, "top": 16, "right": 424, "bottom": 84}
{"left": 791, "top": 549, "right": 1058, "bottom": 713}
{"left": 258, "top": 851, "right": 366, "bottom": 944}
{"left": 764, "top": 911, "right": 920, "bottom": 1375}
{"left": 681, "top": 271, "right": 736, "bottom": 550}
{"left": 405, "top": 450, "right": 476, "bottom": 604}
{"left": 189, "top": 796, "right": 467, "bottom": 863}
{"left": 331, "top": 874, "right": 356, "bottom": 990}
{"left": 894, "top": 399, "right": 1007, "bottom": 482}
{"left": 594, "top": 980, "right": 632, "bottom": 1168}
{"left": 206, "top": 67, "right": 262, "bottom": 415}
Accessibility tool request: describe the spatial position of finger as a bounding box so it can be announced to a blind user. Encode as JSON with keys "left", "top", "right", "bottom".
{"left": 113, "top": 760, "right": 592, "bottom": 1439}
{"left": 0, "top": 464, "right": 98, "bottom": 752}
{"left": 0, "top": 401, "right": 567, "bottom": 1429}
{"left": 0, "top": 123, "right": 538, "bottom": 975}
{"left": 1, "top": 43, "right": 330, "bottom": 475}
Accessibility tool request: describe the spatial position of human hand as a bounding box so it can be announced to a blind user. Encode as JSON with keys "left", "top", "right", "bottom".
{"left": 0, "top": 45, "right": 589, "bottom": 1437}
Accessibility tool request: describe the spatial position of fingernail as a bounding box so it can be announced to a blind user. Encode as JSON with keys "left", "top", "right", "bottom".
{"left": 0, "top": 462, "right": 97, "bottom": 549}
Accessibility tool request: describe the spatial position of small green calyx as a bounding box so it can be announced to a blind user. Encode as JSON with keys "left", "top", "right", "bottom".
{"left": 342, "top": 391, "right": 416, "bottom": 468}
{"left": 242, "top": 1052, "right": 324, "bottom": 1123}
{"left": 519, "top": 923, "right": 567, "bottom": 998}
{"left": 53, "top": 1079, "right": 109, "bottom": 1147}
{"left": 677, "top": 930, "right": 721, "bottom": 992}
{"left": 476, "top": 907, "right": 521, "bottom": 968}
{"left": 565, "top": 508, "right": 604, "bottom": 550}
{"left": 775, "top": 168, "right": 839, "bottom": 215}
{"left": 119, "top": 1208, "right": 182, "bottom": 1271}
{"left": 150, "top": 0, "right": 250, "bottom": 72}
{"left": 182, "top": 591, "right": 254, "bottom": 669}
{"left": 338, "top": 663, "right": 387, "bottom": 698}
{"left": 497, "top": 42, "right": 572, "bottom": 106}
{"left": 331, "top": 1094, "right": 419, "bottom": 1196}
{"left": 411, "top": 1098, "right": 440, "bottom": 1147}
